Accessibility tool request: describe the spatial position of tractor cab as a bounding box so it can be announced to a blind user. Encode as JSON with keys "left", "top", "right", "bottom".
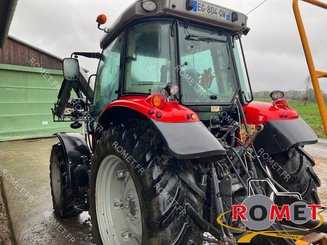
{"left": 93, "top": 0, "right": 253, "bottom": 116}
{"left": 59, "top": 0, "right": 252, "bottom": 120}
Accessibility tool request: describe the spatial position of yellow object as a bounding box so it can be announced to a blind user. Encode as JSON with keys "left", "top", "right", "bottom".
{"left": 296, "top": 232, "right": 327, "bottom": 245}
{"left": 293, "top": 0, "right": 327, "bottom": 137}
{"left": 211, "top": 106, "right": 220, "bottom": 112}
{"left": 153, "top": 95, "right": 163, "bottom": 108}
{"left": 296, "top": 241, "right": 309, "bottom": 245}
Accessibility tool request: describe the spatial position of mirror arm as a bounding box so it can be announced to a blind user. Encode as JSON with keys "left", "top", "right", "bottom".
{"left": 71, "top": 52, "right": 102, "bottom": 59}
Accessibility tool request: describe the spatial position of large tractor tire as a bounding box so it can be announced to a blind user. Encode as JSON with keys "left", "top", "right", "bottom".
{"left": 269, "top": 147, "right": 320, "bottom": 205}
{"left": 50, "top": 143, "right": 81, "bottom": 218}
{"left": 250, "top": 147, "right": 321, "bottom": 245}
{"left": 89, "top": 120, "right": 204, "bottom": 245}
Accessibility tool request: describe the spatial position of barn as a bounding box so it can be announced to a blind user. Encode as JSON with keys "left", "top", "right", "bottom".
{"left": 0, "top": 36, "right": 73, "bottom": 141}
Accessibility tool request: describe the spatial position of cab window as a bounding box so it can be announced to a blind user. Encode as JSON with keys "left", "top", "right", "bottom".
{"left": 94, "top": 36, "right": 122, "bottom": 114}
{"left": 124, "top": 21, "right": 175, "bottom": 94}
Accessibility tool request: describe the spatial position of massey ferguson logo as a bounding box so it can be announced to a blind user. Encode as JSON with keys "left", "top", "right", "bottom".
{"left": 217, "top": 179, "right": 324, "bottom": 243}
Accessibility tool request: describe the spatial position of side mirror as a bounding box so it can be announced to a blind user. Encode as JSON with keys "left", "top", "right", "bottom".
{"left": 63, "top": 58, "right": 80, "bottom": 81}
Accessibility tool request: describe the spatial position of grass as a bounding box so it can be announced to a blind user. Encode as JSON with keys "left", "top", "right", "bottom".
{"left": 255, "top": 98, "right": 326, "bottom": 138}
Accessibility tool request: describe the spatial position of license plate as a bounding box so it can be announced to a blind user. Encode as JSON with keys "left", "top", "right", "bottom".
{"left": 193, "top": 0, "right": 231, "bottom": 21}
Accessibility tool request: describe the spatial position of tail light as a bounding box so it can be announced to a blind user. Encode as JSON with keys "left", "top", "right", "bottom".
{"left": 274, "top": 98, "right": 289, "bottom": 108}
{"left": 146, "top": 93, "right": 166, "bottom": 109}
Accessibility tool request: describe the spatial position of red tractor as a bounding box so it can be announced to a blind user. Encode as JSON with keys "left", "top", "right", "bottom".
{"left": 50, "top": 0, "right": 324, "bottom": 244}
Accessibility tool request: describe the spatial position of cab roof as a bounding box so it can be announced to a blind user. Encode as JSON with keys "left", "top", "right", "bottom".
{"left": 100, "top": 0, "right": 248, "bottom": 48}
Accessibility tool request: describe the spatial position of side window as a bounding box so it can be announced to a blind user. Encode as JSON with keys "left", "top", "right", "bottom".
{"left": 94, "top": 36, "right": 122, "bottom": 114}
{"left": 233, "top": 40, "right": 253, "bottom": 102}
{"left": 124, "top": 21, "right": 175, "bottom": 94}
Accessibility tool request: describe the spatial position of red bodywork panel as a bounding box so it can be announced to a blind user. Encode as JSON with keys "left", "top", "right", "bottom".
{"left": 101, "top": 95, "right": 200, "bottom": 123}
{"left": 243, "top": 100, "right": 299, "bottom": 125}
{"left": 101, "top": 96, "right": 298, "bottom": 125}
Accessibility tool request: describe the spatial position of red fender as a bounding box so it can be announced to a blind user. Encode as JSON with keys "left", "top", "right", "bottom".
{"left": 100, "top": 95, "right": 200, "bottom": 123}
{"left": 243, "top": 100, "right": 299, "bottom": 125}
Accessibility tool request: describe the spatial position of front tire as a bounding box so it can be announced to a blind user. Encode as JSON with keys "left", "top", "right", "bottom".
{"left": 89, "top": 121, "right": 204, "bottom": 245}
{"left": 50, "top": 143, "right": 81, "bottom": 218}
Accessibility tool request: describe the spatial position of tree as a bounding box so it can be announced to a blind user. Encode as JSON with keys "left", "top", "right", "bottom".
{"left": 303, "top": 76, "right": 312, "bottom": 105}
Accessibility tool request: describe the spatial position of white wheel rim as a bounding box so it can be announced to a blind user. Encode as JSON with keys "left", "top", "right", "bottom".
{"left": 96, "top": 155, "right": 142, "bottom": 245}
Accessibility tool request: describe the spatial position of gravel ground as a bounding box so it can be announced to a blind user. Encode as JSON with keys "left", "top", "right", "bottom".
{"left": 304, "top": 141, "right": 327, "bottom": 207}
{"left": 313, "top": 158, "right": 327, "bottom": 206}
{"left": 0, "top": 176, "right": 15, "bottom": 245}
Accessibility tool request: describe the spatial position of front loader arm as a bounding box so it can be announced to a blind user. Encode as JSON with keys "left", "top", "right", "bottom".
{"left": 52, "top": 68, "right": 94, "bottom": 120}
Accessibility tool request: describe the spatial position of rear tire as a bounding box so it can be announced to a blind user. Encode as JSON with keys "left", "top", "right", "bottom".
{"left": 270, "top": 147, "right": 320, "bottom": 205}
{"left": 89, "top": 121, "right": 204, "bottom": 245}
{"left": 50, "top": 143, "right": 81, "bottom": 218}
{"left": 251, "top": 147, "right": 321, "bottom": 245}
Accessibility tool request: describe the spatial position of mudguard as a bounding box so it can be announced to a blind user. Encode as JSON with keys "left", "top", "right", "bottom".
{"left": 98, "top": 97, "right": 226, "bottom": 160}
{"left": 254, "top": 118, "right": 318, "bottom": 155}
{"left": 152, "top": 120, "right": 226, "bottom": 159}
{"left": 54, "top": 133, "right": 91, "bottom": 189}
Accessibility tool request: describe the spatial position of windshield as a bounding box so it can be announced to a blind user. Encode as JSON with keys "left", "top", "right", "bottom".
{"left": 120, "top": 20, "right": 251, "bottom": 105}
{"left": 178, "top": 23, "right": 238, "bottom": 104}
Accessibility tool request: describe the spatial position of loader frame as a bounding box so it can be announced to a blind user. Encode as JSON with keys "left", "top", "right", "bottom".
{"left": 293, "top": 0, "right": 327, "bottom": 137}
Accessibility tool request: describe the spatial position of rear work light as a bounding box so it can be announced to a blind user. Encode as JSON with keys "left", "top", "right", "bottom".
{"left": 169, "top": 85, "right": 179, "bottom": 96}
{"left": 141, "top": 0, "right": 157, "bottom": 12}
{"left": 270, "top": 90, "right": 285, "bottom": 101}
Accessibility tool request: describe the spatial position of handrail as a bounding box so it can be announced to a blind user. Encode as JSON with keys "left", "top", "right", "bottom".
{"left": 293, "top": 0, "right": 327, "bottom": 137}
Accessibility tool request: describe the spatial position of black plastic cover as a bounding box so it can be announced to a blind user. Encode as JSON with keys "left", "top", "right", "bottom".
{"left": 254, "top": 118, "right": 318, "bottom": 155}
{"left": 152, "top": 120, "right": 226, "bottom": 159}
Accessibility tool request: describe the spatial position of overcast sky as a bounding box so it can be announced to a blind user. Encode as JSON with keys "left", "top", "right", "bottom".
{"left": 9, "top": 0, "right": 327, "bottom": 92}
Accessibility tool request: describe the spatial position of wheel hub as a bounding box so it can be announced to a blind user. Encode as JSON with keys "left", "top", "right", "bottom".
{"left": 127, "top": 195, "right": 138, "bottom": 218}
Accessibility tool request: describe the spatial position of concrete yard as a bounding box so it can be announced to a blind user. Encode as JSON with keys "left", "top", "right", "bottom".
{"left": 0, "top": 138, "right": 94, "bottom": 245}
{"left": 0, "top": 137, "right": 326, "bottom": 245}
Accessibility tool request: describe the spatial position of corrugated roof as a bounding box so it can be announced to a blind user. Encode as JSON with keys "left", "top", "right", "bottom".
{"left": 8, "top": 35, "right": 63, "bottom": 61}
